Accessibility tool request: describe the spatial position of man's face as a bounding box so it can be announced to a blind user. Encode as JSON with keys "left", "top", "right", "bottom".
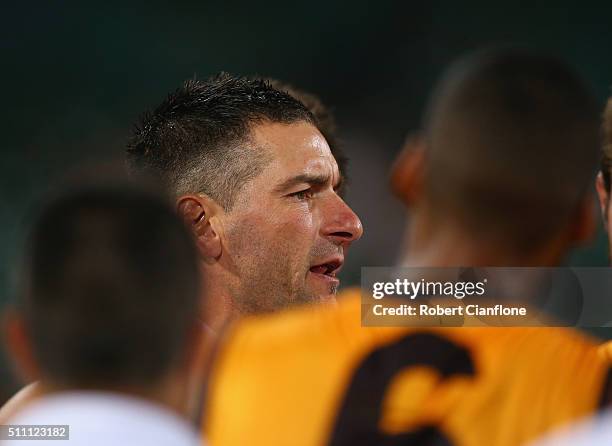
{"left": 220, "top": 121, "right": 363, "bottom": 313}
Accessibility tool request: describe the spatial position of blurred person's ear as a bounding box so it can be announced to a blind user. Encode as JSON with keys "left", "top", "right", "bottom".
{"left": 596, "top": 172, "right": 609, "bottom": 227}
{"left": 390, "top": 135, "right": 426, "bottom": 206}
{"left": 177, "top": 195, "right": 222, "bottom": 262}
{"left": 567, "top": 192, "right": 597, "bottom": 246}
{"left": 3, "top": 310, "right": 39, "bottom": 383}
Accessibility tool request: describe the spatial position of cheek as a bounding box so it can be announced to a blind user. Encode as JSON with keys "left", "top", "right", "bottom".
{"left": 227, "top": 207, "right": 316, "bottom": 258}
{"left": 267, "top": 214, "right": 317, "bottom": 264}
{"left": 274, "top": 207, "right": 317, "bottom": 251}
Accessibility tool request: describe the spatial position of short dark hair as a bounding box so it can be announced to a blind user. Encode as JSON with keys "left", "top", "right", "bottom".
{"left": 266, "top": 79, "right": 348, "bottom": 189}
{"left": 424, "top": 48, "right": 600, "bottom": 251}
{"left": 19, "top": 182, "right": 200, "bottom": 387}
{"left": 126, "top": 73, "right": 316, "bottom": 210}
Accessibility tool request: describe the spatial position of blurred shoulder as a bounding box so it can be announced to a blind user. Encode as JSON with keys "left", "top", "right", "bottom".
{"left": 0, "top": 382, "right": 42, "bottom": 424}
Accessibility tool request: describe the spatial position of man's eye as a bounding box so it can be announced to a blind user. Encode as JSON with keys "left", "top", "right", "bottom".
{"left": 289, "top": 189, "right": 313, "bottom": 200}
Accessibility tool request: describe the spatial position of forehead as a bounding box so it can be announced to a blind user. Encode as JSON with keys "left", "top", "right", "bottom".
{"left": 249, "top": 121, "right": 338, "bottom": 180}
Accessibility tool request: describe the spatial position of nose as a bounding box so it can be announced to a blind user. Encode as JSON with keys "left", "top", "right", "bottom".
{"left": 322, "top": 195, "right": 363, "bottom": 246}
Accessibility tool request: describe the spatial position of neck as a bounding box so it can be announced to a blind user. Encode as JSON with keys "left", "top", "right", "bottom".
{"left": 41, "top": 372, "right": 189, "bottom": 418}
{"left": 199, "top": 278, "right": 237, "bottom": 336}
{"left": 402, "top": 216, "right": 567, "bottom": 267}
{"left": 198, "top": 261, "right": 243, "bottom": 334}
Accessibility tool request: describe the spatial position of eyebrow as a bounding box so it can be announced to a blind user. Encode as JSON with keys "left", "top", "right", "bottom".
{"left": 274, "top": 173, "right": 343, "bottom": 193}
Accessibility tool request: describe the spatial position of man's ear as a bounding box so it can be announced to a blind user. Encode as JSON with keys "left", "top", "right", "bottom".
{"left": 596, "top": 172, "right": 609, "bottom": 228}
{"left": 3, "top": 310, "right": 39, "bottom": 382}
{"left": 390, "top": 135, "right": 426, "bottom": 206}
{"left": 177, "top": 195, "right": 222, "bottom": 261}
{"left": 568, "top": 192, "right": 597, "bottom": 246}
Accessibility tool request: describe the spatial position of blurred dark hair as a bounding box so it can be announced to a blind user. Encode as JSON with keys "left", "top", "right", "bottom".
{"left": 18, "top": 181, "right": 200, "bottom": 387}
{"left": 266, "top": 79, "right": 348, "bottom": 192}
{"left": 126, "top": 73, "right": 317, "bottom": 210}
{"left": 424, "top": 47, "right": 600, "bottom": 251}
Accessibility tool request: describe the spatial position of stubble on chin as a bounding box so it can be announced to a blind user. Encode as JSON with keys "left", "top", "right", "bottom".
{"left": 231, "top": 258, "right": 308, "bottom": 314}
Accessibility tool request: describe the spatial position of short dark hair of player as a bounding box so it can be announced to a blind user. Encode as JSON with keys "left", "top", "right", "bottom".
{"left": 423, "top": 48, "right": 600, "bottom": 252}
{"left": 265, "top": 78, "right": 348, "bottom": 189}
{"left": 127, "top": 73, "right": 322, "bottom": 210}
{"left": 601, "top": 99, "right": 612, "bottom": 192}
{"left": 17, "top": 182, "right": 201, "bottom": 388}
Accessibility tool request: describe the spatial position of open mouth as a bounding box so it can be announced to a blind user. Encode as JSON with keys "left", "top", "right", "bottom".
{"left": 309, "top": 260, "right": 342, "bottom": 277}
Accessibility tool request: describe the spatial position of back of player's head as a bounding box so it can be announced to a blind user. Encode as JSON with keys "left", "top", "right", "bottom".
{"left": 126, "top": 73, "right": 317, "bottom": 210}
{"left": 18, "top": 181, "right": 200, "bottom": 388}
{"left": 423, "top": 48, "right": 599, "bottom": 250}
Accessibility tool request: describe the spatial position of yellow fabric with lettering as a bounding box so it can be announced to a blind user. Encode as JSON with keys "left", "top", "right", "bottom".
{"left": 204, "top": 289, "right": 610, "bottom": 446}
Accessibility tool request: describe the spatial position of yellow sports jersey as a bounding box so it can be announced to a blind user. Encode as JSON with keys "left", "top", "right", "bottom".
{"left": 600, "top": 340, "right": 612, "bottom": 361}
{"left": 204, "top": 290, "right": 612, "bottom": 446}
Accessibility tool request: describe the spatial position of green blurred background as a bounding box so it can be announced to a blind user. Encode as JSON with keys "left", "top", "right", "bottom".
{"left": 1, "top": 0, "right": 611, "bottom": 402}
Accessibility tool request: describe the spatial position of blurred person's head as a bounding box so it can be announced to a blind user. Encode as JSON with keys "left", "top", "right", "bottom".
{"left": 596, "top": 98, "right": 612, "bottom": 261}
{"left": 391, "top": 48, "right": 600, "bottom": 266}
{"left": 6, "top": 182, "right": 201, "bottom": 409}
{"left": 126, "top": 74, "right": 362, "bottom": 325}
